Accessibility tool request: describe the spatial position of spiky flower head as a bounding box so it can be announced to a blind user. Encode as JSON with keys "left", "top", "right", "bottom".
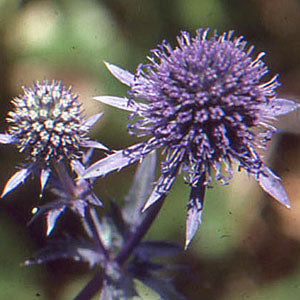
{"left": 7, "top": 80, "right": 89, "bottom": 164}
{"left": 0, "top": 80, "right": 107, "bottom": 198}
{"left": 129, "top": 29, "right": 280, "bottom": 185}
{"left": 89, "top": 28, "right": 298, "bottom": 247}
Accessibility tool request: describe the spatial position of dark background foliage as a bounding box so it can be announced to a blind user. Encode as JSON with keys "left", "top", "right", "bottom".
{"left": 0, "top": 0, "right": 300, "bottom": 299}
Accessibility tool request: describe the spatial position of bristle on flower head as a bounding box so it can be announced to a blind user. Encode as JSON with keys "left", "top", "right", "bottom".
{"left": 7, "top": 80, "right": 88, "bottom": 164}
{"left": 128, "top": 29, "right": 280, "bottom": 185}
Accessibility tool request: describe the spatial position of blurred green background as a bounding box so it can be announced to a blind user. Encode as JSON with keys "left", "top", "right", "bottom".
{"left": 0, "top": 0, "right": 300, "bottom": 299}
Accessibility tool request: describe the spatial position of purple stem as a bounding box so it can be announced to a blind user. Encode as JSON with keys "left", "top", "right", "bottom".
{"left": 73, "top": 194, "right": 166, "bottom": 300}
{"left": 85, "top": 207, "right": 110, "bottom": 261}
{"left": 114, "top": 194, "right": 165, "bottom": 265}
{"left": 73, "top": 270, "right": 104, "bottom": 300}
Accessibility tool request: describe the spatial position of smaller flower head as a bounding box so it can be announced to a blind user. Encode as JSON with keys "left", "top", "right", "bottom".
{"left": 89, "top": 28, "right": 299, "bottom": 247}
{"left": 7, "top": 80, "right": 89, "bottom": 164}
{"left": 0, "top": 80, "right": 107, "bottom": 197}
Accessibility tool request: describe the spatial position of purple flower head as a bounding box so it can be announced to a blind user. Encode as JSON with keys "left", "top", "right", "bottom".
{"left": 0, "top": 80, "right": 108, "bottom": 197}
{"left": 87, "top": 29, "right": 298, "bottom": 247}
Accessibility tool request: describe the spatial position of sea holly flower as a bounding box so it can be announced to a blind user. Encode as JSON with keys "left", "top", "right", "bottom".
{"left": 0, "top": 80, "right": 108, "bottom": 198}
{"left": 85, "top": 29, "right": 299, "bottom": 247}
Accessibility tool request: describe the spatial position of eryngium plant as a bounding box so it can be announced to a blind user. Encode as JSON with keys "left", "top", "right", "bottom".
{"left": 0, "top": 80, "right": 107, "bottom": 197}
{"left": 84, "top": 28, "right": 299, "bottom": 247}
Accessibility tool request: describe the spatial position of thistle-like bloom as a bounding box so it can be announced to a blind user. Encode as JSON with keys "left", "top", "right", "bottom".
{"left": 0, "top": 80, "right": 108, "bottom": 197}
{"left": 85, "top": 29, "right": 298, "bottom": 247}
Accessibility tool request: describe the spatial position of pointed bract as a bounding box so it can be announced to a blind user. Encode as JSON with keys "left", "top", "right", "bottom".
{"left": 268, "top": 98, "right": 299, "bottom": 116}
{"left": 124, "top": 151, "right": 157, "bottom": 227}
{"left": 71, "top": 159, "right": 86, "bottom": 177}
{"left": 83, "top": 144, "right": 143, "bottom": 179}
{"left": 80, "top": 140, "right": 109, "bottom": 151}
{"left": 185, "top": 180, "right": 206, "bottom": 249}
{"left": 104, "top": 61, "right": 135, "bottom": 86}
{"left": 46, "top": 208, "right": 65, "bottom": 236}
{"left": 40, "top": 168, "right": 51, "bottom": 195}
{"left": 0, "top": 133, "right": 15, "bottom": 144}
{"left": 257, "top": 166, "right": 291, "bottom": 208}
{"left": 94, "top": 96, "right": 143, "bottom": 112}
{"left": 1, "top": 168, "right": 31, "bottom": 198}
{"left": 83, "top": 113, "right": 104, "bottom": 129}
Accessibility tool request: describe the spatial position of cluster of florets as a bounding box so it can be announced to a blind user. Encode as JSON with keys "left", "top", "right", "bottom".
{"left": 7, "top": 80, "right": 88, "bottom": 164}
{"left": 129, "top": 29, "right": 279, "bottom": 185}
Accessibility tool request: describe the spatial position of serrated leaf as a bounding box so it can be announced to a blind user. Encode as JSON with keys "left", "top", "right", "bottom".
{"left": 82, "top": 144, "right": 143, "bottom": 179}
{"left": 0, "top": 133, "right": 15, "bottom": 144}
{"left": 123, "top": 151, "right": 157, "bottom": 228}
{"left": 104, "top": 61, "right": 135, "bottom": 86}
{"left": 257, "top": 165, "right": 290, "bottom": 208}
{"left": 1, "top": 168, "right": 31, "bottom": 198}
{"left": 185, "top": 182, "right": 206, "bottom": 249}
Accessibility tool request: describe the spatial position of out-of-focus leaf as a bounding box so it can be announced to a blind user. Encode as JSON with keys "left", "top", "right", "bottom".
{"left": 123, "top": 151, "right": 157, "bottom": 228}
{"left": 23, "top": 239, "right": 101, "bottom": 268}
{"left": 135, "top": 241, "right": 182, "bottom": 261}
{"left": 185, "top": 182, "right": 206, "bottom": 249}
{"left": 82, "top": 144, "right": 143, "bottom": 179}
{"left": 136, "top": 275, "right": 186, "bottom": 300}
{"left": 104, "top": 61, "right": 135, "bottom": 86}
{"left": 1, "top": 168, "right": 31, "bottom": 198}
{"left": 257, "top": 165, "right": 290, "bottom": 208}
{"left": 109, "top": 200, "right": 128, "bottom": 238}
{"left": 88, "top": 208, "right": 113, "bottom": 249}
